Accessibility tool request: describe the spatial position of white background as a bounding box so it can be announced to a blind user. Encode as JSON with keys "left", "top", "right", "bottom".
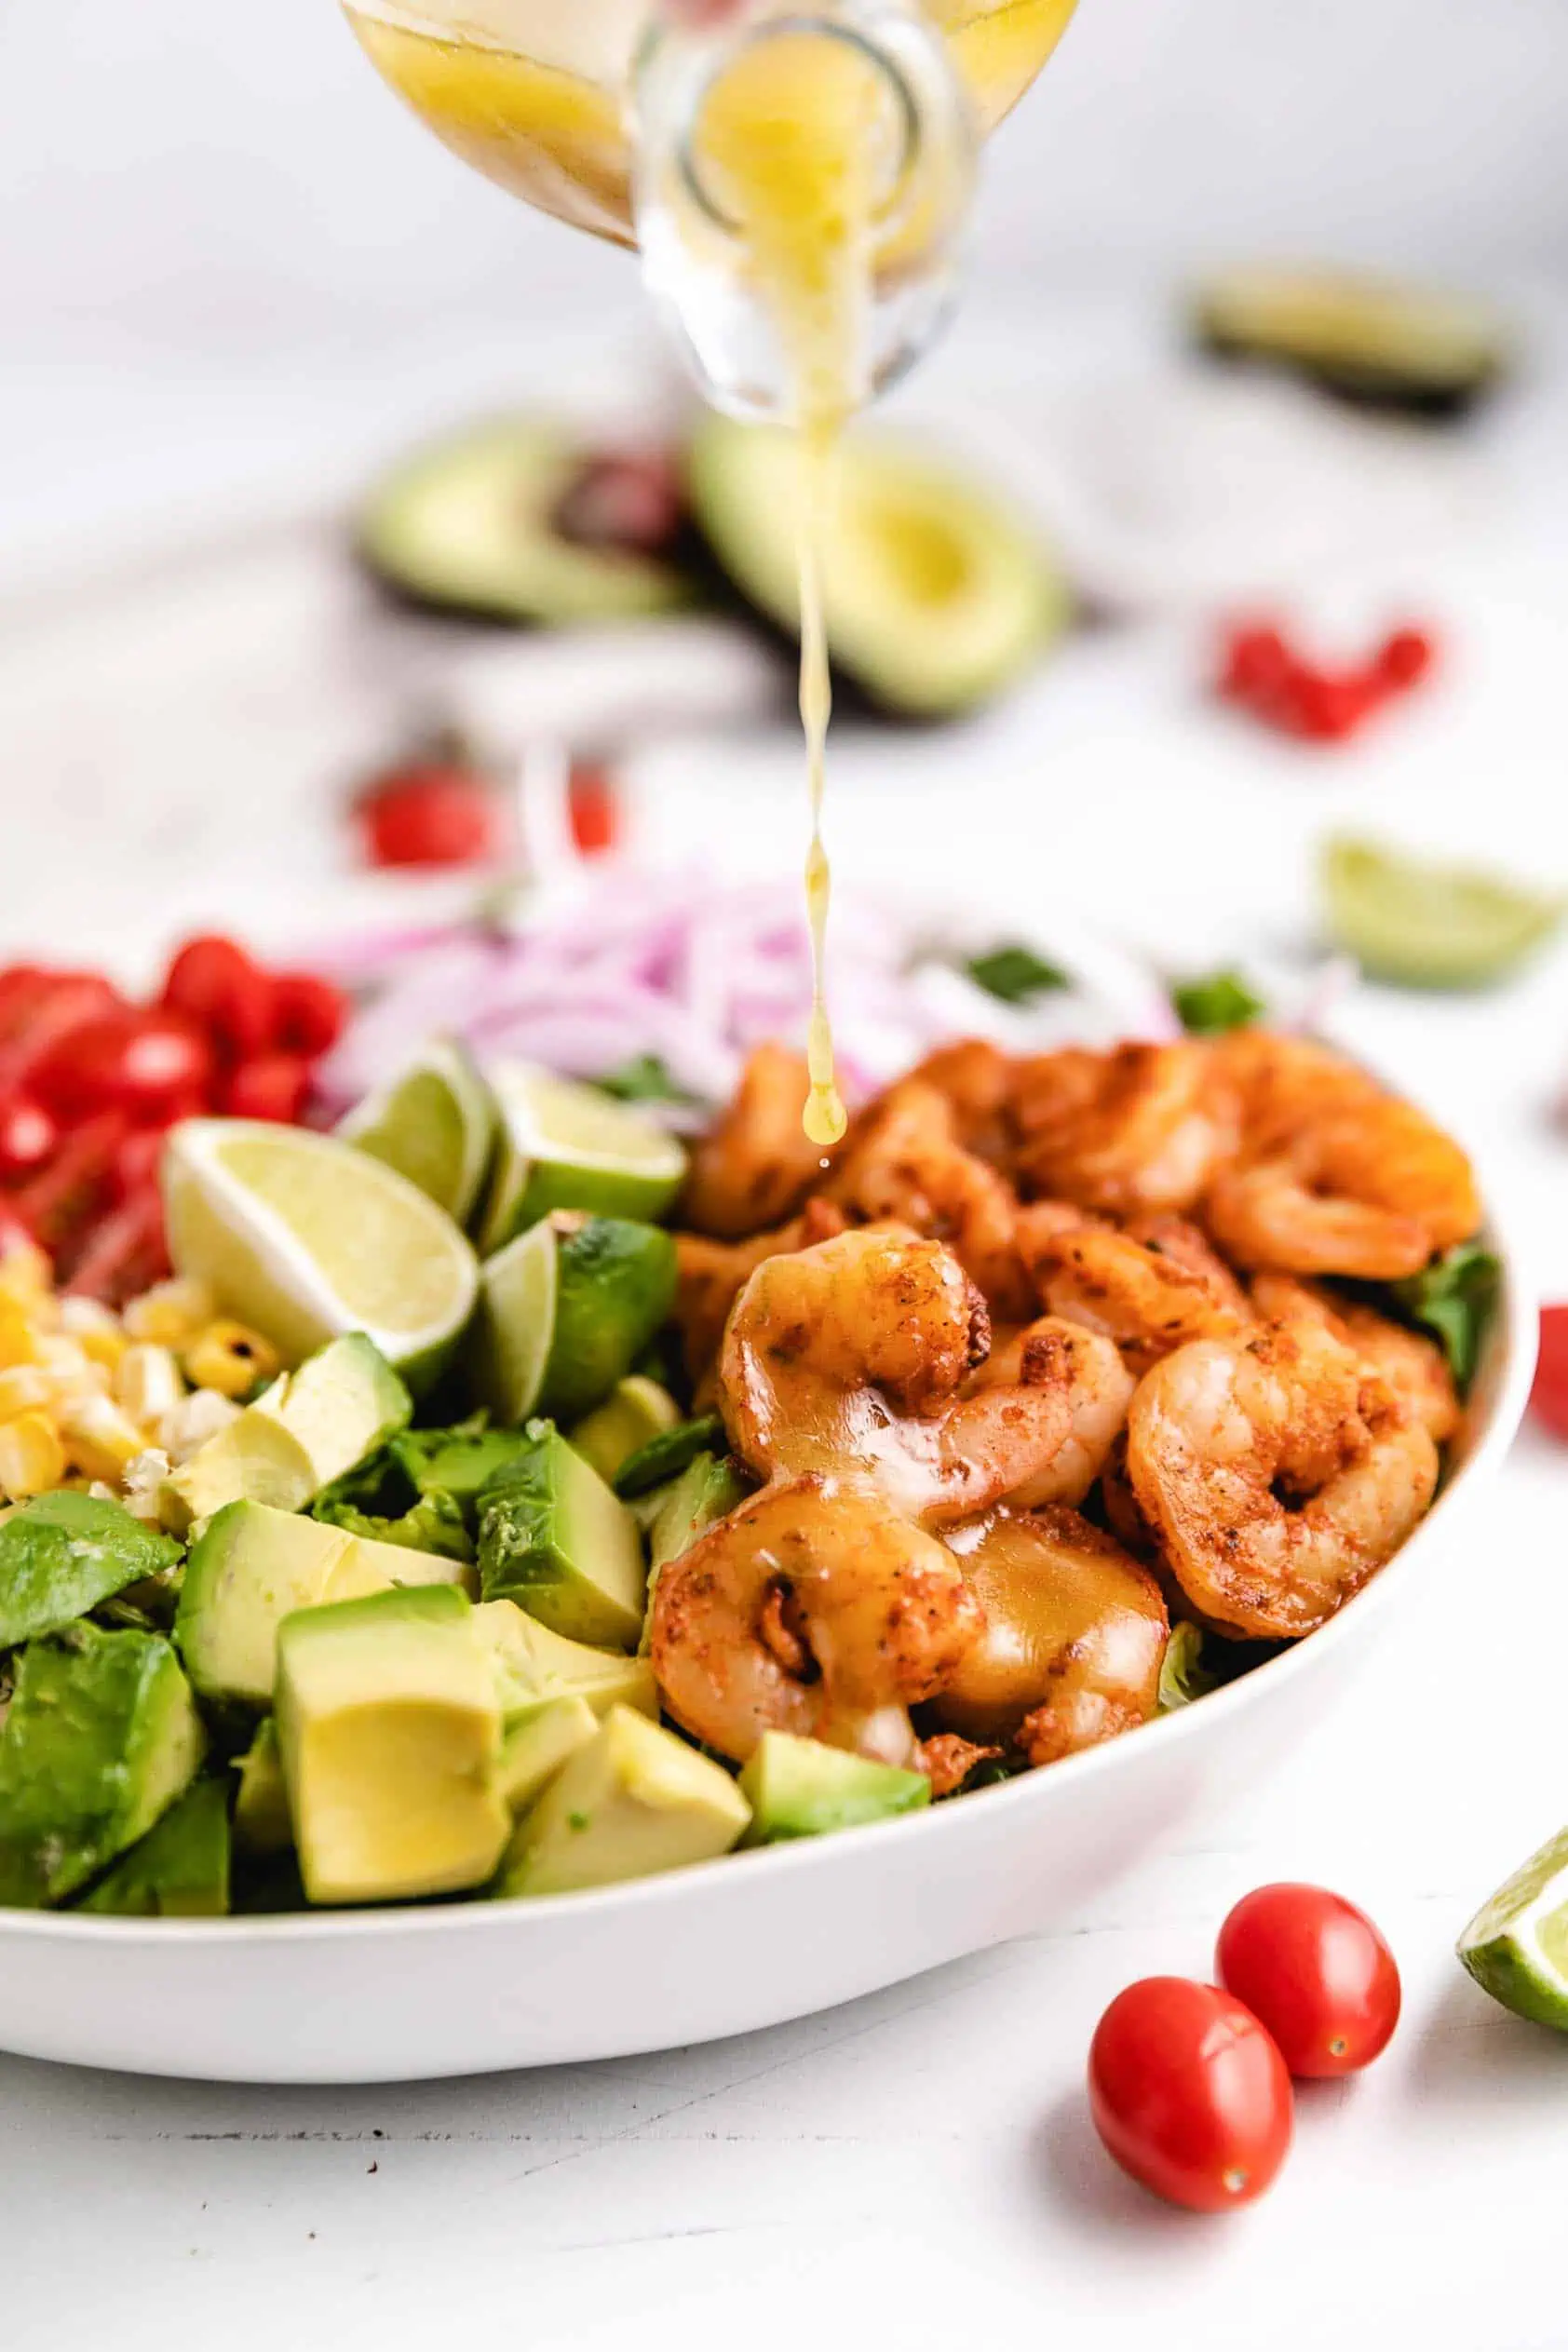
{"left": 7, "top": 4, "right": 1568, "bottom": 2346}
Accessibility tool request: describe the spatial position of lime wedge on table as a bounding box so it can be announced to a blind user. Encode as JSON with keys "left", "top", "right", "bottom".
{"left": 1322, "top": 835, "right": 1563, "bottom": 990}
{"left": 467, "top": 1213, "right": 678, "bottom": 1426}
{"left": 1457, "top": 1826, "right": 1568, "bottom": 2030}
{"left": 337, "top": 1036, "right": 495, "bottom": 1227}
{"left": 478, "top": 1063, "right": 686, "bottom": 1253}
{"left": 163, "top": 1121, "right": 478, "bottom": 1392}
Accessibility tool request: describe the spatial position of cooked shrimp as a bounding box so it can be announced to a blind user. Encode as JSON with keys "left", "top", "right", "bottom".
{"left": 827, "top": 1078, "right": 1034, "bottom": 1318}
{"left": 1021, "top": 1210, "right": 1249, "bottom": 1372}
{"left": 649, "top": 1473, "right": 981, "bottom": 1767}
{"left": 930, "top": 1507, "right": 1167, "bottom": 1763}
{"left": 673, "top": 1198, "right": 846, "bottom": 1382}
{"left": 1009, "top": 1042, "right": 1237, "bottom": 1216}
{"left": 1251, "top": 1273, "right": 1460, "bottom": 1443}
{"left": 680, "top": 1043, "right": 834, "bottom": 1238}
{"left": 966, "top": 1317, "right": 1135, "bottom": 1506}
{"left": 721, "top": 1227, "right": 1130, "bottom": 1524}
{"left": 902, "top": 1037, "right": 1017, "bottom": 1161}
{"left": 1206, "top": 1092, "right": 1480, "bottom": 1279}
{"left": 1126, "top": 1318, "right": 1440, "bottom": 1640}
{"left": 1206, "top": 1033, "right": 1481, "bottom": 1280}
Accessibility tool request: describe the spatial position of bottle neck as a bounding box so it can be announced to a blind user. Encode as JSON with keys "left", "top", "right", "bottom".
{"left": 632, "top": 0, "right": 978, "bottom": 424}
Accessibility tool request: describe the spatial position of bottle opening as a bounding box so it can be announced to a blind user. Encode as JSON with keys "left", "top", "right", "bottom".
{"left": 677, "top": 18, "right": 921, "bottom": 244}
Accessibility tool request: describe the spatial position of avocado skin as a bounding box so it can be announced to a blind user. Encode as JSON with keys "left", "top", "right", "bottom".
{"left": 0, "top": 1492, "right": 180, "bottom": 1648}
{"left": 0, "top": 1623, "right": 204, "bottom": 1907}
{"left": 79, "top": 1778, "right": 230, "bottom": 1917}
{"left": 1196, "top": 321, "right": 1497, "bottom": 418}
{"left": 737, "top": 1732, "right": 929, "bottom": 1845}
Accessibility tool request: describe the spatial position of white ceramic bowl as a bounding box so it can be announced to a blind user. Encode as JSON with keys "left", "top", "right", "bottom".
{"left": 0, "top": 1184, "right": 1533, "bottom": 2083}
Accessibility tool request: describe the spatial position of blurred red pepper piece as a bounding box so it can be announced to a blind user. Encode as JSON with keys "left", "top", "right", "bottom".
{"left": 223, "top": 1053, "right": 313, "bottom": 1124}
{"left": 355, "top": 762, "right": 503, "bottom": 870}
{"left": 161, "top": 934, "right": 276, "bottom": 1061}
{"left": 1215, "top": 615, "right": 1440, "bottom": 746}
{"left": 567, "top": 759, "right": 622, "bottom": 858}
{"left": 271, "top": 971, "right": 348, "bottom": 1058}
{"left": 1530, "top": 1305, "right": 1568, "bottom": 1441}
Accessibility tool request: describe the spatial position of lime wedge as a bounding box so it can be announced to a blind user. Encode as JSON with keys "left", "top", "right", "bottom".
{"left": 478, "top": 1063, "right": 687, "bottom": 1253}
{"left": 163, "top": 1119, "right": 479, "bottom": 1392}
{"left": 1322, "top": 834, "right": 1563, "bottom": 990}
{"left": 1458, "top": 1826, "right": 1568, "bottom": 2030}
{"left": 468, "top": 1212, "right": 679, "bottom": 1426}
{"left": 338, "top": 1037, "right": 496, "bottom": 1228}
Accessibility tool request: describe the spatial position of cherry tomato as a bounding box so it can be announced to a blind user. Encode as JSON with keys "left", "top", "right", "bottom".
{"left": 0, "top": 1093, "right": 59, "bottom": 1181}
{"left": 1375, "top": 626, "right": 1436, "bottom": 691}
{"left": 1216, "top": 1884, "right": 1400, "bottom": 2077}
{"left": 107, "top": 1125, "right": 169, "bottom": 1207}
{"left": 0, "top": 973, "right": 125, "bottom": 1091}
{"left": 223, "top": 1053, "right": 312, "bottom": 1124}
{"left": 10, "top": 1111, "right": 129, "bottom": 1252}
{"left": 31, "top": 1010, "right": 214, "bottom": 1125}
{"left": 355, "top": 764, "right": 501, "bottom": 870}
{"left": 1218, "top": 622, "right": 1291, "bottom": 703}
{"left": 161, "top": 934, "right": 276, "bottom": 1061}
{"left": 63, "top": 1186, "right": 169, "bottom": 1306}
{"left": 567, "top": 760, "right": 621, "bottom": 858}
{"left": 1531, "top": 1304, "right": 1568, "bottom": 1440}
{"left": 270, "top": 971, "right": 348, "bottom": 1059}
{"left": 1088, "top": 1977, "right": 1293, "bottom": 2212}
{"left": 1290, "top": 671, "right": 1378, "bottom": 743}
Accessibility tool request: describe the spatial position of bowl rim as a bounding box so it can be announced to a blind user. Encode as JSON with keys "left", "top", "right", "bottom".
{"left": 0, "top": 1072, "right": 1537, "bottom": 1950}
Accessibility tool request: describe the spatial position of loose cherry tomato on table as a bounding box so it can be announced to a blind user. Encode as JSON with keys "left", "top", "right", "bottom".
{"left": 1375, "top": 625, "right": 1437, "bottom": 691}
{"left": 223, "top": 1052, "right": 313, "bottom": 1124}
{"left": 1529, "top": 1305, "right": 1568, "bottom": 1441}
{"left": 567, "top": 759, "right": 622, "bottom": 858}
{"left": 1088, "top": 1977, "right": 1293, "bottom": 2212}
{"left": 355, "top": 764, "right": 502, "bottom": 870}
{"left": 1216, "top": 1884, "right": 1400, "bottom": 2078}
{"left": 271, "top": 971, "right": 348, "bottom": 1059}
{"left": 31, "top": 1010, "right": 214, "bottom": 1125}
{"left": 0, "top": 1092, "right": 59, "bottom": 1181}
{"left": 161, "top": 935, "right": 276, "bottom": 1061}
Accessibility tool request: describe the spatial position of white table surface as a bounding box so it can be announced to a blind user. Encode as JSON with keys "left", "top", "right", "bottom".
{"left": 7, "top": 297, "right": 1568, "bottom": 2352}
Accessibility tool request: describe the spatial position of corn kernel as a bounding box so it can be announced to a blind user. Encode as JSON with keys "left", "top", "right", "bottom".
{"left": 61, "top": 1297, "right": 128, "bottom": 1371}
{"left": 61, "top": 1395, "right": 149, "bottom": 1482}
{"left": 0, "top": 1413, "right": 66, "bottom": 1498}
{"left": 182, "top": 1319, "right": 281, "bottom": 1400}
{"left": 0, "top": 1367, "right": 52, "bottom": 1421}
{"left": 0, "top": 1233, "right": 52, "bottom": 1303}
{"left": 0, "top": 1304, "right": 43, "bottom": 1372}
{"left": 34, "top": 1337, "right": 111, "bottom": 1410}
{"left": 122, "top": 1278, "right": 215, "bottom": 1347}
{"left": 114, "top": 1344, "right": 186, "bottom": 1426}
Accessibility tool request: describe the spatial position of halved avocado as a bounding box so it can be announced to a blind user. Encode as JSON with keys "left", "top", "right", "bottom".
{"left": 1193, "top": 265, "right": 1508, "bottom": 418}
{"left": 686, "top": 416, "right": 1068, "bottom": 718}
{"left": 359, "top": 418, "right": 696, "bottom": 625}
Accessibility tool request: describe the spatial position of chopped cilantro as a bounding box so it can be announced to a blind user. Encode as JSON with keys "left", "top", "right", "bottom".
{"left": 1391, "top": 1241, "right": 1500, "bottom": 1390}
{"left": 965, "top": 943, "right": 1069, "bottom": 1006}
{"left": 599, "top": 1055, "right": 696, "bottom": 1106}
{"left": 1170, "top": 968, "right": 1267, "bottom": 1035}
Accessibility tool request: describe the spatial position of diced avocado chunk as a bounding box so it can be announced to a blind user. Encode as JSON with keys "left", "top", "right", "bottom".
{"left": 0, "top": 1624, "right": 205, "bottom": 1908}
{"left": 737, "top": 1731, "right": 929, "bottom": 1845}
{"left": 0, "top": 1491, "right": 181, "bottom": 1647}
{"left": 234, "top": 1718, "right": 291, "bottom": 1855}
{"left": 496, "top": 1695, "right": 598, "bottom": 1817}
{"left": 80, "top": 1777, "right": 231, "bottom": 1916}
{"left": 499, "top": 1705, "right": 750, "bottom": 1898}
{"left": 277, "top": 1584, "right": 509, "bottom": 1905}
{"left": 472, "top": 1598, "right": 658, "bottom": 1726}
{"left": 411, "top": 1426, "right": 533, "bottom": 1509}
{"left": 161, "top": 1334, "right": 412, "bottom": 1534}
{"left": 570, "top": 1377, "right": 682, "bottom": 1485}
{"left": 176, "top": 1499, "right": 470, "bottom": 1709}
{"left": 641, "top": 1453, "right": 747, "bottom": 1655}
{"left": 478, "top": 1423, "right": 646, "bottom": 1651}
